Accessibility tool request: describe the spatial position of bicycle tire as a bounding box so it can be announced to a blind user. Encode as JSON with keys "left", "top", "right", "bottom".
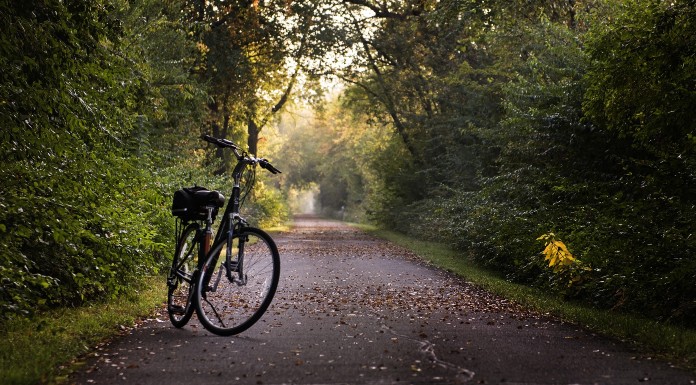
{"left": 167, "top": 222, "right": 200, "bottom": 328}
{"left": 194, "top": 227, "right": 280, "bottom": 336}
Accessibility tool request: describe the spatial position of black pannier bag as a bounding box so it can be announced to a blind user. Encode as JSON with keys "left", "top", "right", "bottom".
{"left": 172, "top": 186, "right": 225, "bottom": 222}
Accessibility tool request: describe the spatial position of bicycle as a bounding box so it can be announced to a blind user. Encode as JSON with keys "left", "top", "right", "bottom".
{"left": 166, "top": 134, "right": 281, "bottom": 336}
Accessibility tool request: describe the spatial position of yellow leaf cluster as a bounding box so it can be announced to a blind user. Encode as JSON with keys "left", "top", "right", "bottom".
{"left": 196, "top": 42, "right": 209, "bottom": 54}
{"left": 537, "top": 233, "right": 592, "bottom": 287}
{"left": 537, "top": 233, "right": 576, "bottom": 270}
{"left": 542, "top": 240, "right": 576, "bottom": 267}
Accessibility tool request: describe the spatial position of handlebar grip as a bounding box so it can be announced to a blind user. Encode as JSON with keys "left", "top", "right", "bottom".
{"left": 201, "top": 134, "right": 238, "bottom": 149}
{"left": 201, "top": 134, "right": 218, "bottom": 144}
{"left": 259, "top": 159, "right": 281, "bottom": 174}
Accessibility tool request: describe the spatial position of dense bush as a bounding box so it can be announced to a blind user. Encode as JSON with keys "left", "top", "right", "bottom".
{"left": 0, "top": 0, "right": 167, "bottom": 317}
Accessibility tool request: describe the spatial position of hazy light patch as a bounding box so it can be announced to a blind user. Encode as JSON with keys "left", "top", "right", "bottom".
{"left": 288, "top": 184, "right": 320, "bottom": 214}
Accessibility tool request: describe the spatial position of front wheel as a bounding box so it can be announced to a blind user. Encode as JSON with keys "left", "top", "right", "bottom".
{"left": 194, "top": 227, "right": 280, "bottom": 336}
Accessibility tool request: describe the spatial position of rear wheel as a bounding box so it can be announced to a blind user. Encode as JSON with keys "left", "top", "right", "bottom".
{"left": 167, "top": 223, "right": 200, "bottom": 328}
{"left": 195, "top": 227, "right": 280, "bottom": 336}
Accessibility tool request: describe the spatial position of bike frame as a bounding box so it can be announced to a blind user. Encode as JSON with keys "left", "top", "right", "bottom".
{"left": 215, "top": 152, "right": 255, "bottom": 244}
{"left": 199, "top": 151, "right": 256, "bottom": 290}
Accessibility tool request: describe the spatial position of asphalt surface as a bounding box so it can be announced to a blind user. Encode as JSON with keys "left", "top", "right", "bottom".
{"left": 69, "top": 216, "right": 696, "bottom": 385}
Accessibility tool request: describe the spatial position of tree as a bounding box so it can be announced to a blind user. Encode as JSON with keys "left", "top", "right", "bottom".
{"left": 115, "top": 0, "right": 208, "bottom": 160}
{"left": 584, "top": 0, "right": 696, "bottom": 165}
{"left": 304, "top": 0, "right": 696, "bottom": 323}
{"left": 0, "top": 0, "right": 166, "bottom": 317}
{"left": 330, "top": 0, "right": 509, "bottom": 217}
{"left": 187, "top": 0, "right": 344, "bottom": 171}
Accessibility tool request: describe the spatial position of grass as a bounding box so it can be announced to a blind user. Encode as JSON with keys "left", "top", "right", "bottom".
{"left": 355, "top": 223, "right": 696, "bottom": 372}
{"left": 265, "top": 223, "right": 292, "bottom": 233}
{"left": 0, "top": 276, "right": 166, "bottom": 385}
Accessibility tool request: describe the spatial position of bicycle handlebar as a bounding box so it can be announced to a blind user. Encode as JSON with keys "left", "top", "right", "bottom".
{"left": 201, "top": 134, "right": 281, "bottom": 174}
{"left": 201, "top": 134, "right": 238, "bottom": 150}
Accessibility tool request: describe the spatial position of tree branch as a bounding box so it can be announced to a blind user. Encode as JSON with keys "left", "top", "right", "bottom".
{"left": 347, "top": 12, "right": 418, "bottom": 157}
{"left": 342, "top": 0, "right": 423, "bottom": 19}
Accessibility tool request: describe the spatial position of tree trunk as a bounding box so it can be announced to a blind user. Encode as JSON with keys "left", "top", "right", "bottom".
{"left": 247, "top": 115, "right": 259, "bottom": 157}
{"left": 209, "top": 96, "right": 232, "bottom": 175}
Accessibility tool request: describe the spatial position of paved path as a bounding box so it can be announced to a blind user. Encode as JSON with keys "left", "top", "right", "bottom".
{"left": 70, "top": 217, "right": 695, "bottom": 384}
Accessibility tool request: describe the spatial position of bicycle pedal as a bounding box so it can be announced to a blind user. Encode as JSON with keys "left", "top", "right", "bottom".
{"left": 168, "top": 305, "right": 186, "bottom": 315}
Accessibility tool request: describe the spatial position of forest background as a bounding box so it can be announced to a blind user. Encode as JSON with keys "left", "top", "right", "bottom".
{"left": 1, "top": 0, "right": 695, "bottom": 329}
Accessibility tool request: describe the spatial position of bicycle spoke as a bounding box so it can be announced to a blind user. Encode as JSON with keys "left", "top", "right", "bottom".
{"left": 203, "top": 294, "right": 226, "bottom": 328}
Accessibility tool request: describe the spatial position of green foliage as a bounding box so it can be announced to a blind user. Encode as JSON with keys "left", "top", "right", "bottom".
{"left": 428, "top": 5, "right": 695, "bottom": 323}
{"left": 577, "top": 0, "right": 696, "bottom": 321}
{"left": 583, "top": 0, "right": 696, "bottom": 157}
{"left": 3, "top": 0, "right": 694, "bottom": 332}
{"left": 115, "top": 0, "right": 208, "bottom": 161}
{"left": 0, "top": 0, "right": 205, "bottom": 320}
{"left": 247, "top": 180, "right": 290, "bottom": 228}
{"left": 314, "top": 0, "right": 696, "bottom": 325}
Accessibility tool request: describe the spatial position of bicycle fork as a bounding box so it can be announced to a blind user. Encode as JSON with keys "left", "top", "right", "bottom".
{"left": 204, "top": 235, "right": 248, "bottom": 297}
{"left": 225, "top": 231, "right": 247, "bottom": 286}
